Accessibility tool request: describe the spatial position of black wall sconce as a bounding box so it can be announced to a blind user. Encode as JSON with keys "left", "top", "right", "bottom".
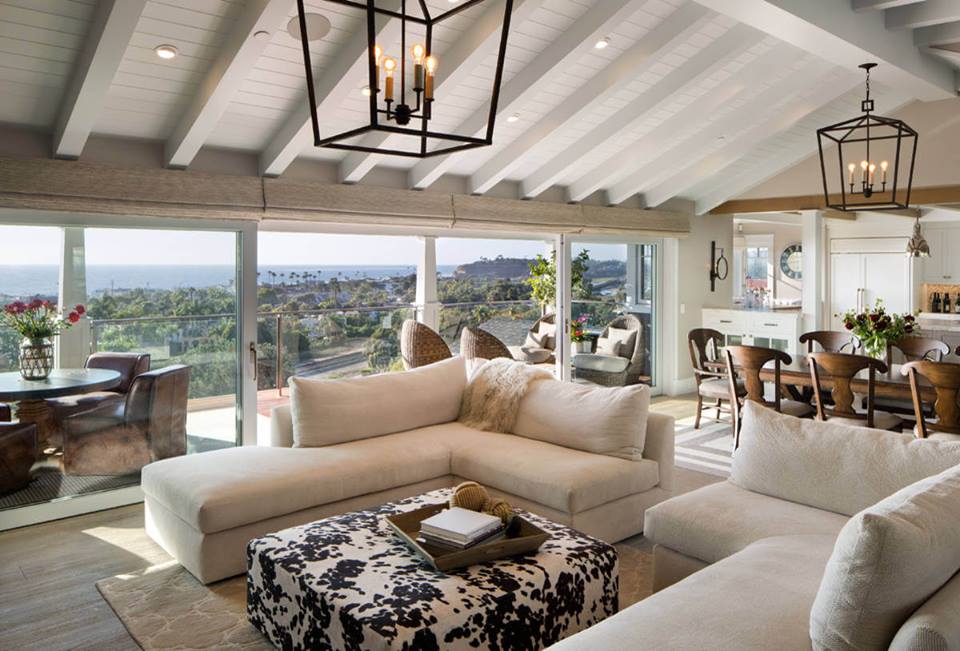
{"left": 710, "top": 240, "right": 728, "bottom": 292}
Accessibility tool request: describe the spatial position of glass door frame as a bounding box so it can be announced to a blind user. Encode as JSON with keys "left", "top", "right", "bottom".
{"left": 565, "top": 233, "right": 664, "bottom": 395}
{"left": 0, "top": 208, "right": 257, "bottom": 529}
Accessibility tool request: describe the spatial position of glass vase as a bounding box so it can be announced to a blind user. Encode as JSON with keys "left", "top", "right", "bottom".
{"left": 19, "top": 337, "right": 54, "bottom": 381}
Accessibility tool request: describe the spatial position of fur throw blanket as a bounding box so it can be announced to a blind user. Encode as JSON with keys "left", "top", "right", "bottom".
{"left": 459, "top": 359, "right": 552, "bottom": 433}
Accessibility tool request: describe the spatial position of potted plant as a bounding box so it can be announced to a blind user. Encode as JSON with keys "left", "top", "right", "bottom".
{"left": 526, "top": 250, "right": 592, "bottom": 315}
{"left": 2, "top": 299, "right": 85, "bottom": 380}
{"left": 839, "top": 299, "right": 917, "bottom": 360}
{"left": 571, "top": 315, "right": 590, "bottom": 353}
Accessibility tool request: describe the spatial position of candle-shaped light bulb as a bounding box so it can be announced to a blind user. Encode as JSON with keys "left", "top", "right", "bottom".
{"left": 868, "top": 163, "right": 876, "bottom": 184}
{"left": 411, "top": 43, "right": 425, "bottom": 90}
{"left": 424, "top": 55, "right": 438, "bottom": 100}
{"left": 860, "top": 160, "right": 869, "bottom": 184}
{"left": 383, "top": 56, "right": 396, "bottom": 101}
{"left": 848, "top": 162, "right": 856, "bottom": 185}
{"left": 880, "top": 160, "right": 888, "bottom": 184}
{"left": 373, "top": 45, "right": 382, "bottom": 93}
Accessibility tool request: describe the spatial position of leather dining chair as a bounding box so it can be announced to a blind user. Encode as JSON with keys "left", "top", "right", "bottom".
{"left": 807, "top": 352, "right": 902, "bottom": 432}
{"left": 61, "top": 365, "right": 190, "bottom": 476}
{"left": 799, "top": 331, "right": 860, "bottom": 354}
{"left": 724, "top": 345, "right": 814, "bottom": 446}
{"left": 901, "top": 360, "right": 960, "bottom": 441}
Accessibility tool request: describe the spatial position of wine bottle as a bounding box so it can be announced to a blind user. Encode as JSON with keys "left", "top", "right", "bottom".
{"left": 955, "top": 294, "right": 960, "bottom": 314}
{"left": 945, "top": 293, "right": 952, "bottom": 314}
{"left": 933, "top": 292, "right": 941, "bottom": 313}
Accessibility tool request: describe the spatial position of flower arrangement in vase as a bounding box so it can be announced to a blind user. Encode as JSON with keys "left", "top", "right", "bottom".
{"left": 2, "top": 299, "right": 85, "bottom": 380}
{"left": 570, "top": 315, "right": 590, "bottom": 353}
{"left": 839, "top": 299, "right": 917, "bottom": 360}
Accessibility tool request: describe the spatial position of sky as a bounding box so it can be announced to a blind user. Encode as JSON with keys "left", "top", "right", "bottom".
{"left": 0, "top": 226, "right": 626, "bottom": 266}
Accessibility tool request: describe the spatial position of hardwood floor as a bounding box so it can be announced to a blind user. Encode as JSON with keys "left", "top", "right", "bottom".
{"left": 0, "top": 395, "right": 715, "bottom": 651}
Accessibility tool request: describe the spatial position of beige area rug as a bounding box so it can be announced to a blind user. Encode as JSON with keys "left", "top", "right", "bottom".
{"left": 97, "top": 544, "right": 653, "bottom": 650}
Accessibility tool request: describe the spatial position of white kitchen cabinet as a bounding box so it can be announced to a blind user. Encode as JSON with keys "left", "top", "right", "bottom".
{"left": 702, "top": 308, "right": 801, "bottom": 356}
{"left": 921, "top": 225, "right": 960, "bottom": 283}
{"left": 830, "top": 252, "right": 911, "bottom": 329}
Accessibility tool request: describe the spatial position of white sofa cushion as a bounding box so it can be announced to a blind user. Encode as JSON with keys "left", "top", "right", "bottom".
{"left": 889, "top": 570, "right": 960, "bottom": 651}
{"left": 549, "top": 534, "right": 837, "bottom": 651}
{"left": 512, "top": 379, "right": 649, "bottom": 460}
{"left": 448, "top": 429, "right": 659, "bottom": 513}
{"left": 810, "top": 464, "right": 960, "bottom": 651}
{"left": 141, "top": 425, "right": 463, "bottom": 533}
{"left": 644, "top": 480, "right": 848, "bottom": 564}
{"left": 289, "top": 356, "right": 466, "bottom": 447}
{"left": 732, "top": 401, "right": 960, "bottom": 516}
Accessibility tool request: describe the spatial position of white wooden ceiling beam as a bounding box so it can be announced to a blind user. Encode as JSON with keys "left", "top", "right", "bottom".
{"left": 641, "top": 72, "right": 865, "bottom": 208}
{"left": 53, "top": 0, "right": 147, "bottom": 159}
{"left": 567, "top": 42, "right": 799, "bottom": 204}
{"left": 692, "top": 0, "right": 956, "bottom": 100}
{"left": 466, "top": 2, "right": 713, "bottom": 197}
{"left": 602, "top": 54, "right": 835, "bottom": 205}
{"left": 337, "top": 0, "right": 545, "bottom": 184}
{"left": 408, "top": 0, "right": 639, "bottom": 191}
{"left": 518, "top": 23, "right": 762, "bottom": 200}
{"left": 258, "top": 0, "right": 403, "bottom": 177}
{"left": 852, "top": 0, "right": 926, "bottom": 11}
{"left": 914, "top": 20, "right": 960, "bottom": 46}
{"left": 165, "top": 0, "right": 295, "bottom": 169}
{"left": 886, "top": 0, "right": 960, "bottom": 30}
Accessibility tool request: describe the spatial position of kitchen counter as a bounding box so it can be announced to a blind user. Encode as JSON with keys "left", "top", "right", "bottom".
{"left": 917, "top": 312, "right": 960, "bottom": 333}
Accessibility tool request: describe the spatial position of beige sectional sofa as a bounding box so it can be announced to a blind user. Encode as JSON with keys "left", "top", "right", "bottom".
{"left": 142, "top": 357, "right": 674, "bottom": 583}
{"left": 551, "top": 401, "right": 960, "bottom": 651}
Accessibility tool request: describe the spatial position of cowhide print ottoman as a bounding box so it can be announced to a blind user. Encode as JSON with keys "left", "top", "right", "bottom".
{"left": 247, "top": 489, "right": 618, "bottom": 651}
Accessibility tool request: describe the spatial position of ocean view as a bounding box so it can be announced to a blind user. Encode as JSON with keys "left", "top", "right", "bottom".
{"left": 0, "top": 264, "right": 460, "bottom": 298}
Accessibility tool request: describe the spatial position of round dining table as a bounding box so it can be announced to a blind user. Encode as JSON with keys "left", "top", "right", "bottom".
{"left": 0, "top": 369, "right": 122, "bottom": 450}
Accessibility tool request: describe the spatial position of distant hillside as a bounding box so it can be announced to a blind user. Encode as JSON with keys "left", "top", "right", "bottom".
{"left": 453, "top": 256, "right": 627, "bottom": 280}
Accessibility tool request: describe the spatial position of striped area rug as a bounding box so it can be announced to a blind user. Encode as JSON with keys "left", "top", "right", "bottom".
{"left": 674, "top": 417, "right": 735, "bottom": 478}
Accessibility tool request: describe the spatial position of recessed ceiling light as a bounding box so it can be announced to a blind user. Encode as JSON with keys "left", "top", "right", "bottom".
{"left": 253, "top": 30, "right": 270, "bottom": 42}
{"left": 507, "top": 113, "right": 520, "bottom": 123}
{"left": 154, "top": 44, "right": 178, "bottom": 60}
{"left": 594, "top": 37, "right": 610, "bottom": 50}
{"left": 287, "top": 13, "right": 331, "bottom": 41}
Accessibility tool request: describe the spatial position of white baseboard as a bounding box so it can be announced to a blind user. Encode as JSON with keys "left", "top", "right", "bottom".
{"left": 0, "top": 485, "right": 144, "bottom": 532}
{"left": 664, "top": 376, "right": 696, "bottom": 396}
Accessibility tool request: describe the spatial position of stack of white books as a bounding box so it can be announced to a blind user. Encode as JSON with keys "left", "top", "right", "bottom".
{"left": 418, "top": 507, "right": 504, "bottom": 550}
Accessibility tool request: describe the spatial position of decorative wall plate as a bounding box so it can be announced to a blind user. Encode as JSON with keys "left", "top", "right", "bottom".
{"left": 780, "top": 244, "right": 802, "bottom": 280}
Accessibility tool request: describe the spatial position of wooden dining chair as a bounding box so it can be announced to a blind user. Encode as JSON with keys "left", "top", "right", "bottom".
{"left": 799, "top": 331, "right": 860, "bottom": 354}
{"left": 900, "top": 361, "right": 960, "bottom": 440}
{"left": 724, "top": 345, "right": 814, "bottom": 446}
{"left": 688, "top": 329, "right": 743, "bottom": 429}
{"left": 807, "top": 352, "right": 902, "bottom": 432}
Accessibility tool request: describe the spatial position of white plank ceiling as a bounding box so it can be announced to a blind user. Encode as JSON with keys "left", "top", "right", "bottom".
{"left": 0, "top": 0, "right": 956, "bottom": 212}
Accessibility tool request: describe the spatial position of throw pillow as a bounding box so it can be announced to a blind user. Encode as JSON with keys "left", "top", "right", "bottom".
{"left": 289, "top": 356, "right": 466, "bottom": 447}
{"left": 512, "top": 380, "right": 650, "bottom": 460}
{"left": 536, "top": 321, "right": 557, "bottom": 350}
{"left": 595, "top": 337, "right": 621, "bottom": 357}
{"left": 605, "top": 326, "right": 637, "bottom": 359}
{"left": 810, "top": 463, "right": 960, "bottom": 651}
{"left": 732, "top": 400, "right": 960, "bottom": 516}
{"left": 524, "top": 330, "right": 547, "bottom": 349}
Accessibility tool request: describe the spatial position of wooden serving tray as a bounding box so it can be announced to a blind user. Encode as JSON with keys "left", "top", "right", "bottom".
{"left": 385, "top": 503, "right": 550, "bottom": 572}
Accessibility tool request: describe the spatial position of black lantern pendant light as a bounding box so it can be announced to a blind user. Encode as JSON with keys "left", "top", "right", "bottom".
{"left": 816, "top": 63, "right": 918, "bottom": 211}
{"left": 297, "top": 0, "right": 513, "bottom": 158}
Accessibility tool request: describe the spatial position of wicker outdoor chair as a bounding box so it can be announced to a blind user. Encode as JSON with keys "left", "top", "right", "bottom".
{"left": 400, "top": 320, "right": 453, "bottom": 370}
{"left": 460, "top": 327, "right": 513, "bottom": 361}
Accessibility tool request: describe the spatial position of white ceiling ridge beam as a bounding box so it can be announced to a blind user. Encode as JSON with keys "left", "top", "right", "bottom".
{"left": 518, "top": 23, "right": 762, "bottom": 201}
{"left": 852, "top": 0, "right": 926, "bottom": 11}
{"left": 337, "top": 0, "right": 545, "bottom": 185}
{"left": 886, "top": 0, "right": 960, "bottom": 30}
{"left": 691, "top": 0, "right": 955, "bottom": 100}
{"left": 258, "top": 0, "right": 403, "bottom": 177}
{"left": 166, "top": 0, "right": 295, "bottom": 169}
{"left": 53, "top": 0, "right": 147, "bottom": 159}
{"left": 694, "top": 92, "right": 913, "bottom": 213}
{"left": 466, "top": 1, "right": 713, "bottom": 197}
{"left": 603, "top": 54, "right": 834, "bottom": 205}
{"left": 408, "top": 0, "right": 640, "bottom": 191}
{"left": 567, "top": 42, "right": 798, "bottom": 204}
{"left": 642, "top": 69, "right": 866, "bottom": 208}
{"left": 915, "top": 20, "right": 960, "bottom": 46}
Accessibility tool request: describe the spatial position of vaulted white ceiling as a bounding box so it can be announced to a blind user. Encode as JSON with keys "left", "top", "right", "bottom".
{"left": 0, "top": 0, "right": 956, "bottom": 213}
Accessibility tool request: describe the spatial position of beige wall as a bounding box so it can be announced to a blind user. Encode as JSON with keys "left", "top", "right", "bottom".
{"left": 739, "top": 98, "right": 960, "bottom": 200}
